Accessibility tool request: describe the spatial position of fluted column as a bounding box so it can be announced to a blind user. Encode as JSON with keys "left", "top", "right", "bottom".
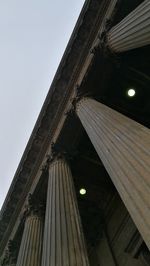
{"left": 76, "top": 97, "right": 150, "bottom": 249}
{"left": 41, "top": 157, "right": 89, "bottom": 266}
{"left": 16, "top": 200, "right": 43, "bottom": 266}
{"left": 107, "top": 0, "right": 150, "bottom": 52}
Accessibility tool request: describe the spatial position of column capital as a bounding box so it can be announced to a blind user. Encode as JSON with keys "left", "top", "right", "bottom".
{"left": 98, "top": 0, "right": 121, "bottom": 50}
{"left": 67, "top": 85, "right": 94, "bottom": 118}
{"left": 41, "top": 143, "right": 77, "bottom": 173}
{"left": 99, "top": 19, "right": 121, "bottom": 66}
{"left": 21, "top": 194, "right": 44, "bottom": 223}
{"left": 48, "top": 142, "right": 73, "bottom": 167}
{"left": 99, "top": 18, "right": 113, "bottom": 49}
{"left": 0, "top": 240, "right": 17, "bottom": 266}
{"left": 75, "top": 97, "right": 91, "bottom": 114}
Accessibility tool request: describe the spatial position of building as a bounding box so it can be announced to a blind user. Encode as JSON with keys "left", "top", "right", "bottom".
{"left": 0, "top": 0, "right": 150, "bottom": 265}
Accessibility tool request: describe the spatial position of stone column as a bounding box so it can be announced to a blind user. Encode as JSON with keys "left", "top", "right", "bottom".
{"left": 107, "top": 0, "right": 150, "bottom": 52}
{"left": 41, "top": 156, "right": 89, "bottom": 266}
{"left": 76, "top": 97, "right": 150, "bottom": 249}
{"left": 16, "top": 197, "right": 43, "bottom": 266}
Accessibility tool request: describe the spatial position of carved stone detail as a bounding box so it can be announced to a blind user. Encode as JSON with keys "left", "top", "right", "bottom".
{"left": 0, "top": 240, "right": 17, "bottom": 266}
{"left": 20, "top": 194, "right": 44, "bottom": 224}
{"left": 0, "top": 0, "right": 124, "bottom": 256}
{"left": 65, "top": 86, "right": 94, "bottom": 118}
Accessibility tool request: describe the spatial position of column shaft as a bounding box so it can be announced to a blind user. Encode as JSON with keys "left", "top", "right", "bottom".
{"left": 16, "top": 215, "right": 43, "bottom": 266}
{"left": 107, "top": 0, "right": 150, "bottom": 52}
{"left": 41, "top": 159, "right": 89, "bottom": 266}
{"left": 76, "top": 97, "right": 150, "bottom": 249}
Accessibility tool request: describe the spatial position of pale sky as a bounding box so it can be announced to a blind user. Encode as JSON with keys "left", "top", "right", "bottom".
{"left": 0, "top": 0, "right": 84, "bottom": 209}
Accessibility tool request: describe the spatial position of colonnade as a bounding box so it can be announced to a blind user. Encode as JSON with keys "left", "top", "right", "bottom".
{"left": 12, "top": 158, "right": 89, "bottom": 266}
{"left": 6, "top": 96, "right": 150, "bottom": 264}
{"left": 1, "top": 0, "right": 150, "bottom": 265}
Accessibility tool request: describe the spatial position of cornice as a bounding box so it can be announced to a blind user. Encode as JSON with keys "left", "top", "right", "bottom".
{"left": 0, "top": 0, "right": 117, "bottom": 254}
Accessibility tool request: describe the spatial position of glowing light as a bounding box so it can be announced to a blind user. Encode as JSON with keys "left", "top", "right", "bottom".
{"left": 127, "top": 88, "right": 136, "bottom": 97}
{"left": 79, "top": 188, "right": 86, "bottom": 195}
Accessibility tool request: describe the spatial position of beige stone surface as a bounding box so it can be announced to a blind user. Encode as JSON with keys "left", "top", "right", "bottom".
{"left": 77, "top": 97, "right": 150, "bottom": 249}
{"left": 41, "top": 158, "right": 89, "bottom": 266}
{"left": 16, "top": 215, "right": 43, "bottom": 266}
{"left": 108, "top": 0, "right": 150, "bottom": 52}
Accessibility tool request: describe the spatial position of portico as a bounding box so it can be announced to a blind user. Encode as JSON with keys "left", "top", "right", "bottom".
{"left": 0, "top": 0, "right": 150, "bottom": 265}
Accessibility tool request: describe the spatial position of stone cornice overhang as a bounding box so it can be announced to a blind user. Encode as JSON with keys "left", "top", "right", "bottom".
{"left": 0, "top": 0, "right": 117, "bottom": 254}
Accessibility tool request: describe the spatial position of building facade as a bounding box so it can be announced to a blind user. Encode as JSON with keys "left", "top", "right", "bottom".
{"left": 0, "top": 0, "right": 150, "bottom": 265}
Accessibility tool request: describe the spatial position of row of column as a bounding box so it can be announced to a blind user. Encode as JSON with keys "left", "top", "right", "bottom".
{"left": 1, "top": 0, "right": 150, "bottom": 264}
{"left": 5, "top": 157, "right": 89, "bottom": 266}
{"left": 4, "top": 95, "right": 150, "bottom": 266}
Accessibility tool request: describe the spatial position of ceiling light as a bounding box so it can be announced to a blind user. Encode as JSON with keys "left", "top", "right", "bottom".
{"left": 79, "top": 188, "right": 86, "bottom": 195}
{"left": 127, "top": 88, "right": 136, "bottom": 97}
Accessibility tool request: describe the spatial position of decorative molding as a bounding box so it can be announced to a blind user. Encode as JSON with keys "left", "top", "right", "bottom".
{"left": 20, "top": 194, "right": 45, "bottom": 224}
{"left": 49, "top": 142, "right": 74, "bottom": 165}
{"left": 0, "top": 240, "right": 17, "bottom": 266}
{"left": 99, "top": 20, "right": 120, "bottom": 65}
{"left": 98, "top": 0, "right": 122, "bottom": 65}
{"left": 0, "top": 0, "right": 118, "bottom": 255}
{"left": 65, "top": 86, "right": 94, "bottom": 117}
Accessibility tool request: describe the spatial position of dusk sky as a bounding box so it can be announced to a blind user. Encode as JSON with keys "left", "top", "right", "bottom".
{"left": 0, "top": 0, "right": 84, "bottom": 209}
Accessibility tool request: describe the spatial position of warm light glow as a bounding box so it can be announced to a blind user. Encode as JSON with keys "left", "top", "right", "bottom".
{"left": 127, "top": 88, "right": 136, "bottom": 97}
{"left": 79, "top": 188, "right": 86, "bottom": 195}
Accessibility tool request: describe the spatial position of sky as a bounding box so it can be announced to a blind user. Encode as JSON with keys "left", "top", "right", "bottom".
{"left": 0, "top": 0, "right": 84, "bottom": 209}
